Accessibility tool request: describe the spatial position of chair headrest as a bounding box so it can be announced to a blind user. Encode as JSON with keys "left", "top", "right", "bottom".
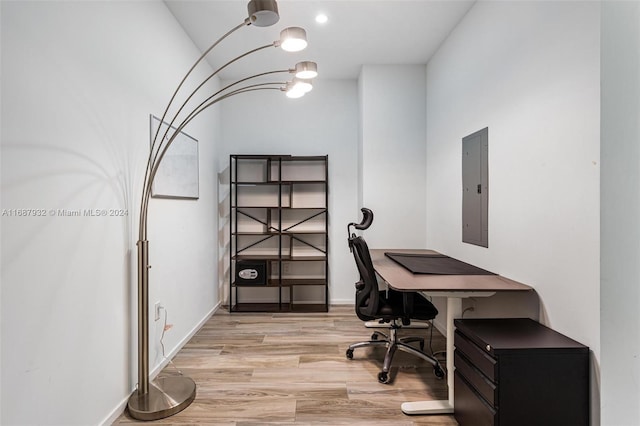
{"left": 347, "top": 208, "right": 374, "bottom": 249}
{"left": 348, "top": 207, "right": 374, "bottom": 233}
{"left": 354, "top": 208, "right": 373, "bottom": 230}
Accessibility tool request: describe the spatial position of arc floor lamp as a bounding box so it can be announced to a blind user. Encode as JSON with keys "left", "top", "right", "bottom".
{"left": 127, "top": 0, "right": 318, "bottom": 420}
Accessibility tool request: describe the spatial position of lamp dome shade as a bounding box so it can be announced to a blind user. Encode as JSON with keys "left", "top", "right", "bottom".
{"left": 280, "top": 27, "right": 308, "bottom": 52}
{"left": 247, "top": 0, "right": 279, "bottom": 27}
{"left": 285, "top": 82, "right": 306, "bottom": 98}
{"left": 294, "top": 61, "right": 318, "bottom": 79}
{"left": 292, "top": 78, "right": 313, "bottom": 93}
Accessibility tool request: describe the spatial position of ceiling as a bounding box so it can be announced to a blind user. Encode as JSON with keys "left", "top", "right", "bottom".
{"left": 165, "top": 0, "right": 476, "bottom": 80}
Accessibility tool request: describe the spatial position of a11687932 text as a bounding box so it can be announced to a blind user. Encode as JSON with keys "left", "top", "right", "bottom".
{"left": 1, "top": 208, "right": 129, "bottom": 217}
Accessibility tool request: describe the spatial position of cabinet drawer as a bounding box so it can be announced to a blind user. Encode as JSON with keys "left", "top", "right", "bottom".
{"left": 455, "top": 329, "right": 497, "bottom": 381}
{"left": 454, "top": 371, "right": 497, "bottom": 426}
{"left": 454, "top": 350, "right": 497, "bottom": 406}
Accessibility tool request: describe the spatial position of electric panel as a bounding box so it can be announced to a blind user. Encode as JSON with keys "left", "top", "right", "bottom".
{"left": 462, "top": 128, "right": 488, "bottom": 247}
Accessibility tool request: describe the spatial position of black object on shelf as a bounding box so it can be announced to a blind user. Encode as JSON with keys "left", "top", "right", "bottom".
{"left": 235, "top": 260, "right": 267, "bottom": 285}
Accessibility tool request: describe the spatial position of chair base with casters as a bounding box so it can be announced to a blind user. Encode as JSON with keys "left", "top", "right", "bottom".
{"left": 346, "top": 319, "right": 445, "bottom": 383}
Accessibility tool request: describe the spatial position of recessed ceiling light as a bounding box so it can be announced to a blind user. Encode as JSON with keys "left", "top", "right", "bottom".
{"left": 315, "top": 13, "right": 328, "bottom": 24}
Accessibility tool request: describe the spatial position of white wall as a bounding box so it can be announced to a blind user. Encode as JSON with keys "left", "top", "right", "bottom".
{"left": 0, "top": 1, "right": 220, "bottom": 424}
{"left": 601, "top": 1, "right": 640, "bottom": 424}
{"left": 219, "top": 79, "right": 359, "bottom": 304}
{"left": 359, "top": 65, "right": 428, "bottom": 249}
{"left": 425, "top": 0, "right": 601, "bottom": 421}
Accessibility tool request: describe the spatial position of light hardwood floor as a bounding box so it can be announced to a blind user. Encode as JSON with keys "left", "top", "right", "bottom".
{"left": 115, "top": 305, "right": 457, "bottom": 425}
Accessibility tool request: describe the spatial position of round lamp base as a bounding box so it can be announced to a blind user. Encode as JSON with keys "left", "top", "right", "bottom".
{"left": 127, "top": 376, "right": 196, "bottom": 421}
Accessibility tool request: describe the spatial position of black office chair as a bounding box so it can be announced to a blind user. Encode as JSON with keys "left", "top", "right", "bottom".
{"left": 345, "top": 208, "right": 445, "bottom": 383}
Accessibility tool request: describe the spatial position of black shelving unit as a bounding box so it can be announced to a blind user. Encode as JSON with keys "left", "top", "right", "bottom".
{"left": 229, "top": 154, "right": 329, "bottom": 312}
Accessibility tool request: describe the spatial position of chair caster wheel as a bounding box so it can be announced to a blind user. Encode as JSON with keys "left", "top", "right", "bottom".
{"left": 434, "top": 365, "right": 445, "bottom": 379}
{"left": 378, "top": 371, "right": 390, "bottom": 384}
{"left": 346, "top": 348, "right": 354, "bottom": 359}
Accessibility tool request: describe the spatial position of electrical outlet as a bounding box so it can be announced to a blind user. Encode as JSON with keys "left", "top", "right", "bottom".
{"left": 154, "top": 301, "right": 162, "bottom": 321}
{"left": 282, "top": 262, "right": 290, "bottom": 274}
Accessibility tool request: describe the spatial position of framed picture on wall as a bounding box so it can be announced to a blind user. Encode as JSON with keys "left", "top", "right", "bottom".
{"left": 149, "top": 114, "right": 199, "bottom": 199}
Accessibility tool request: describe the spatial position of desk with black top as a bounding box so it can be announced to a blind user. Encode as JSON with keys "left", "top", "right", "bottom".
{"left": 370, "top": 249, "right": 533, "bottom": 415}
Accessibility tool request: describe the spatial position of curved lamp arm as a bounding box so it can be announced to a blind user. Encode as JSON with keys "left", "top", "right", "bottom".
{"left": 140, "top": 44, "right": 275, "bottom": 235}
{"left": 141, "top": 27, "right": 310, "bottom": 239}
{"left": 146, "top": 25, "right": 307, "bottom": 183}
{"left": 147, "top": 43, "right": 272, "bottom": 175}
{"left": 142, "top": 82, "right": 288, "bottom": 234}
{"left": 140, "top": 70, "right": 291, "bottom": 238}
{"left": 142, "top": 20, "right": 249, "bottom": 232}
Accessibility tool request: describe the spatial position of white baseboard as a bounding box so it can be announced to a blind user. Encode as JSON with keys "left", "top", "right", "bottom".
{"left": 330, "top": 298, "right": 354, "bottom": 305}
{"left": 99, "top": 302, "right": 221, "bottom": 426}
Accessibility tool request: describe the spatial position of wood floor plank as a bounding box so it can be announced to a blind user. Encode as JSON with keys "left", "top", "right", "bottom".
{"left": 221, "top": 343, "right": 339, "bottom": 357}
{"left": 113, "top": 306, "right": 457, "bottom": 425}
{"left": 173, "top": 353, "right": 300, "bottom": 369}
{"left": 192, "top": 382, "right": 348, "bottom": 400}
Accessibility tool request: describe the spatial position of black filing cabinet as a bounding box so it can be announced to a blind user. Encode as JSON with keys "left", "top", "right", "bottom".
{"left": 453, "top": 318, "right": 589, "bottom": 426}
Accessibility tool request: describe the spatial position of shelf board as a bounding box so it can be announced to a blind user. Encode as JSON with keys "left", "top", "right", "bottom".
{"left": 232, "top": 280, "right": 280, "bottom": 288}
{"left": 234, "top": 231, "right": 327, "bottom": 235}
{"left": 232, "top": 154, "right": 288, "bottom": 160}
{"left": 280, "top": 278, "right": 327, "bottom": 286}
{"left": 230, "top": 303, "right": 284, "bottom": 312}
{"left": 232, "top": 180, "right": 326, "bottom": 185}
{"left": 232, "top": 278, "right": 326, "bottom": 287}
{"left": 290, "top": 304, "right": 329, "bottom": 313}
{"left": 233, "top": 206, "right": 327, "bottom": 211}
{"left": 282, "top": 230, "right": 327, "bottom": 235}
{"left": 282, "top": 207, "right": 327, "bottom": 211}
{"left": 230, "top": 303, "right": 328, "bottom": 313}
{"left": 281, "top": 206, "right": 326, "bottom": 210}
{"left": 233, "top": 181, "right": 280, "bottom": 185}
{"left": 235, "top": 205, "right": 289, "bottom": 209}
{"left": 232, "top": 255, "right": 326, "bottom": 261}
{"left": 280, "top": 180, "right": 327, "bottom": 184}
{"left": 280, "top": 155, "right": 327, "bottom": 161}
{"left": 233, "top": 232, "right": 278, "bottom": 236}
{"left": 233, "top": 254, "right": 282, "bottom": 260}
{"left": 286, "top": 255, "right": 327, "bottom": 261}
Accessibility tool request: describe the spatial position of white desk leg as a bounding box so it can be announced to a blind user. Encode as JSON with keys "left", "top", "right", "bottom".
{"left": 446, "top": 297, "right": 462, "bottom": 407}
{"left": 401, "top": 296, "right": 461, "bottom": 415}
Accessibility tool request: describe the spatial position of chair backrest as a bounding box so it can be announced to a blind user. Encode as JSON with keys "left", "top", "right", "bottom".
{"left": 349, "top": 232, "right": 381, "bottom": 321}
